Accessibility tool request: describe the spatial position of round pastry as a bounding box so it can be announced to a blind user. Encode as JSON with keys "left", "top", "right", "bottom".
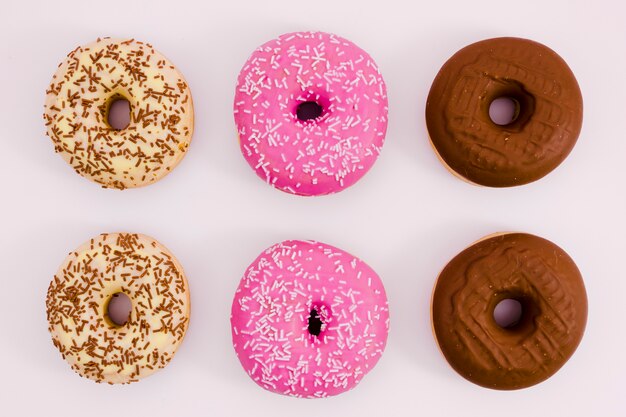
{"left": 431, "top": 232, "right": 587, "bottom": 390}
{"left": 44, "top": 38, "right": 194, "bottom": 189}
{"left": 426, "top": 37, "right": 583, "bottom": 187}
{"left": 46, "top": 233, "right": 191, "bottom": 384}
{"left": 230, "top": 240, "right": 389, "bottom": 397}
{"left": 233, "top": 31, "right": 388, "bottom": 196}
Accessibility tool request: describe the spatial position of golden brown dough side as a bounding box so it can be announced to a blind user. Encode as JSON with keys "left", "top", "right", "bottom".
{"left": 426, "top": 37, "right": 583, "bottom": 187}
{"left": 432, "top": 233, "right": 587, "bottom": 390}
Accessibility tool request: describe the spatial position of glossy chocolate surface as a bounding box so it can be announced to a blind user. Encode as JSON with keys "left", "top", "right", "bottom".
{"left": 426, "top": 38, "right": 583, "bottom": 187}
{"left": 432, "top": 233, "right": 587, "bottom": 389}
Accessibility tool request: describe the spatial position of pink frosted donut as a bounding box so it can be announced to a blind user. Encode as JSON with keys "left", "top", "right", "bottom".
{"left": 230, "top": 240, "right": 390, "bottom": 398}
{"left": 233, "top": 32, "right": 389, "bottom": 196}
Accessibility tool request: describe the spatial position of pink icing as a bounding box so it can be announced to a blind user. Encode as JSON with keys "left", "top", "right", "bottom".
{"left": 234, "top": 32, "right": 389, "bottom": 196}
{"left": 230, "top": 240, "right": 390, "bottom": 398}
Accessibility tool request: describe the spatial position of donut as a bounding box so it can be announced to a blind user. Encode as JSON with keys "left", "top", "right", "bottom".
{"left": 46, "top": 233, "right": 191, "bottom": 384}
{"left": 230, "top": 240, "right": 389, "bottom": 397}
{"left": 431, "top": 232, "right": 587, "bottom": 390}
{"left": 425, "top": 37, "right": 583, "bottom": 187}
{"left": 44, "top": 38, "right": 194, "bottom": 189}
{"left": 233, "top": 32, "right": 388, "bottom": 196}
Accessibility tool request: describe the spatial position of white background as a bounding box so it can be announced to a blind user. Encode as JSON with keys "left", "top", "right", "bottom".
{"left": 1, "top": 0, "right": 624, "bottom": 415}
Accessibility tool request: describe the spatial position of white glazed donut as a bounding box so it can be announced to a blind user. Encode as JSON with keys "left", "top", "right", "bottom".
{"left": 46, "top": 233, "right": 191, "bottom": 384}
{"left": 44, "top": 38, "right": 194, "bottom": 189}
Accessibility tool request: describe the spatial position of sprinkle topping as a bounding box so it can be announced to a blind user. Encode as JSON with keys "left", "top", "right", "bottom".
{"left": 46, "top": 233, "right": 190, "bottom": 384}
{"left": 44, "top": 38, "right": 194, "bottom": 189}
{"left": 234, "top": 32, "right": 388, "bottom": 196}
{"left": 230, "top": 240, "right": 389, "bottom": 398}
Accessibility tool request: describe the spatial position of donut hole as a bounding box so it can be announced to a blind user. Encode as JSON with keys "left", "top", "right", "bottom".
{"left": 484, "top": 81, "right": 535, "bottom": 131}
{"left": 489, "top": 97, "right": 519, "bottom": 126}
{"left": 307, "top": 308, "right": 323, "bottom": 336}
{"left": 296, "top": 101, "right": 323, "bottom": 122}
{"left": 493, "top": 298, "right": 523, "bottom": 329}
{"left": 107, "top": 97, "right": 131, "bottom": 130}
{"left": 105, "top": 292, "right": 132, "bottom": 326}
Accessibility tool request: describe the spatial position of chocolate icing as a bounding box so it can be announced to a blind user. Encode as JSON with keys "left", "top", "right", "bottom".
{"left": 431, "top": 233, "right": 587, "bottom": 390}
{"left": 426, "top": 38, "right": 583, "bottom": 187}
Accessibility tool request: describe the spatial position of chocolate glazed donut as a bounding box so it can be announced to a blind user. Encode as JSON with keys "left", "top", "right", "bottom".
{"left": 431, "top": 233, "right": 587, "bottom": 390}
{"left": 426, "top": 38, "right": 583, "bottom": 187}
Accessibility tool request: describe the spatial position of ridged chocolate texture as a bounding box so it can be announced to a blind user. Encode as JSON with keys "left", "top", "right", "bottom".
{"left": 432, "top": 233, "right": 587, "bottom": 390}
{"left": 426, "top": 38, "right": 583, "bottom": 187}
